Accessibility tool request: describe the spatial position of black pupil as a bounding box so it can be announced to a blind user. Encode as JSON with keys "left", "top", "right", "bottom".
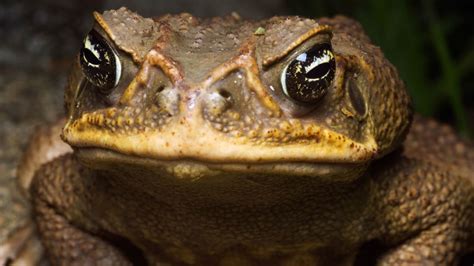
{"left": 79, "top": 30, "right": 117, "bottom": 92}
{"left": 306, "top": 62, "right": 331, "bottom": 80}
{"left": 81, "top": 48, "right": 101, "bottom": 65}
{"left": 284, "top": 43, "right": 336, "bottom": 104}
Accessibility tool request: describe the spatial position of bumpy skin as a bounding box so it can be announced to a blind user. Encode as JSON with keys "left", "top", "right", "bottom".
{"left": 0, "top": 121, "right": 71, "bottom": 264}
{"left": 22, "top": 7, "right": 473, "bottom": 265}
{"left": 0, "top": 175, "right": 34, "bottom": 264}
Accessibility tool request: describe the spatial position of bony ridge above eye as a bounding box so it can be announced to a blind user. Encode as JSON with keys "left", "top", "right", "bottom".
{"left": 280, "top": 43, "right": 336, "bottom": 104}
{"left": 79, "top": 29, "right": 122, "bottom": 93}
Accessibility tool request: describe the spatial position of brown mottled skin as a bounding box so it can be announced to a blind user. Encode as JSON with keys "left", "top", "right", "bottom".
{"left": 16, "top": 7, "right": 474, "bottom": 265}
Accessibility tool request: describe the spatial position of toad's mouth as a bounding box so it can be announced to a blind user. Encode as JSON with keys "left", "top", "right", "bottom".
{"left": 75, "top": 147, "right": 367, "bottom": 180}
{"left": 62, "top": 111, "right": 378, "bottom": 169}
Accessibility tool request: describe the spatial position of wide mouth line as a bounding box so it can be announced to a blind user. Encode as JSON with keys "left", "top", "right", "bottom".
{"left": 75, "top": 146, "right": 364, "bottom": 167}
{"left": 75, "top": 146, "right": 366, "bottom": 180}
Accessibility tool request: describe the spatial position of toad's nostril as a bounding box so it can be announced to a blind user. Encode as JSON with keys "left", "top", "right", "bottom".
{"left": 217, "top": 89, "right": 233, "bottom": 103}
{"left": 154, "top": 86, "right": 179, "bottom": 116}
{"left": 204, "top": 89, "right": 233, "bottom": 117}
{"left": 156, "top": 85, "right": 165, "bottom": 93}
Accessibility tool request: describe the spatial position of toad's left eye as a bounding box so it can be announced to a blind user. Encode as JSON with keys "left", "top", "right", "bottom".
{"left": 281, "top": 43, "right": 336, "bottom": 104}
{"left": 79, "top": 30, "right": 122, "bottom": 93}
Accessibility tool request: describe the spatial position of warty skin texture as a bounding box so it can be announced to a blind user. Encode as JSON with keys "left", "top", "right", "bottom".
{"left": 15, "top": 7, "right": 474, "bottom": 265}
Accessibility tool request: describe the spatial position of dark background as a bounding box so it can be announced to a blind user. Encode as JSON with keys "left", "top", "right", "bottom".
{"left": 0, "top": 0, "right": 473, "bottom": 264}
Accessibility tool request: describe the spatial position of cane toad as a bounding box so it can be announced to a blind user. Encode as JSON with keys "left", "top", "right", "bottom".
{"left": 17, "top": 7, "right": 474, "bottom": 265}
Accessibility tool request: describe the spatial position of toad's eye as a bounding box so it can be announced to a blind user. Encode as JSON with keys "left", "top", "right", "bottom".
{"left": 281, "top": 43, "right": 336, "bottom": 104}
{"left": 79, "top": 30, "right": 121, "bottom": 93}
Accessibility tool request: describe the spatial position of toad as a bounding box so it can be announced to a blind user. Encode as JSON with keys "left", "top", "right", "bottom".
{"left": 16, "top": 7, "right": 474, "bottom": 265}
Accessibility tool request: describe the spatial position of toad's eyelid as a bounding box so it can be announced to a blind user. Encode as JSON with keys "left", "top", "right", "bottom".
{"left": 262, "top": 25, "right": 332, "bottom": 67}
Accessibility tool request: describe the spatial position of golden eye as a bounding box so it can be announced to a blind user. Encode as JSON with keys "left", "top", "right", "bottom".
{"left": 79, "top": 30, "right": 122, "bottom": 94}
{"left": 281, "top": 43, "right": 335, "bottom": 104}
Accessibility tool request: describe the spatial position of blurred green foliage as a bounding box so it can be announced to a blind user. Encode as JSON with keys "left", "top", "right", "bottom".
{"left": 287, "top": 0, "right": 473, "bottom": 138}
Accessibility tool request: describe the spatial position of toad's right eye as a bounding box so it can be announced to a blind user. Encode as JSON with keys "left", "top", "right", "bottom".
{"left": 79, "top": 30, "right": 122, "bottom": 94}
{"left": 280, "top": 43, "right": 336, "bottom": 104}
